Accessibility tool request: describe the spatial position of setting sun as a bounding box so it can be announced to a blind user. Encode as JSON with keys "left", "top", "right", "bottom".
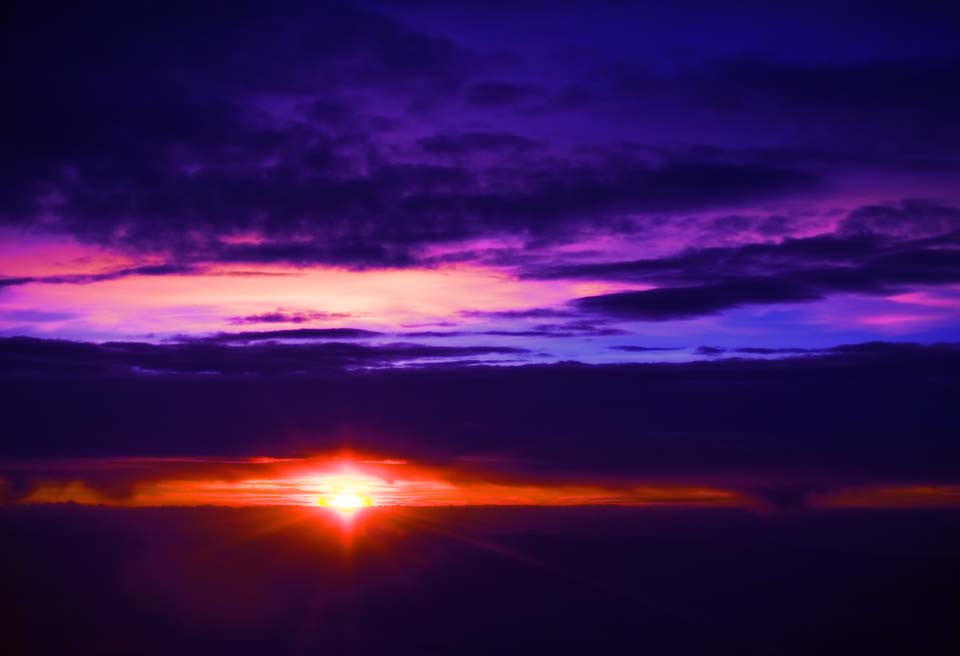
{"left": 320, "top": 490, "right": 372, "bottom": 513}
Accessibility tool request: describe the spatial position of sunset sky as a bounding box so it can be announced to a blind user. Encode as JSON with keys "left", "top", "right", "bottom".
{"left": 2, "top": 2, "right": 959, "bottom": 653}
{"left": 2, "top": 0, "right": 960, "bottom": 362}
{"left": 2, "top": 0, "right": 959, "bottom": 502}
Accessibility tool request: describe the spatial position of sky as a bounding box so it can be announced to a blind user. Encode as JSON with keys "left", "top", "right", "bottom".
{"left": 2, "top": 3, "right": 960, "bottom": 653}
{"left": 2, "top": 0, "right": 960, "bottom": 502}
{"left": 1, "top": 0, "right": 959, "bottom": 366}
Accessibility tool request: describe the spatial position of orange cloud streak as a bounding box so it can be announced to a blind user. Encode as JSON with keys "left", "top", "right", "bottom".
{"left": 8, "top": 457, "right": 960, "bottom": 511}
{"left": 813, "top": 485, "right": 960, "bottom": 509}
{"left": 5, "top": 455, "right": 745, "bottom": 509}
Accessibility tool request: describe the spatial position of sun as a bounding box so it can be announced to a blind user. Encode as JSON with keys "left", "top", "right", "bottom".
{"left": 320, "top": 489, "right": 372, "bottom": 514}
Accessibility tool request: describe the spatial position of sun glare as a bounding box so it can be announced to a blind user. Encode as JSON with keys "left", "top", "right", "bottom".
{"left": 321, "top": 489, "right": 372, "bottom": 514}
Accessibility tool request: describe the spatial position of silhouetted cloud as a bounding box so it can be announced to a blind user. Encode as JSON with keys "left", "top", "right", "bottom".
{"left": 0, "top": 336, "right": 529, "bottom": 377}
{"left": 460, "top": 308, "right": 578, "bottom": 320}
{"left": 2, "top": 2, "right": 848, "bottom": 271}
{"left": 571, "top": 246, "right": 960, "bottom": 320}
{"left": 695, "top": 346, "right": 726, "bottom": 356}
{"left": 497, "top": 200, "right": 960, "bottom": 320}
{"left": 228, "top": 310, "right": 353, "bottom": 325}
{"left": 609, "top": 345, "right": 682, "bottom": 352}
{"left": 1, "top": 338, "right": 957, "bottom": 486}
{"left": 2, "top": 1, "right": 958, "bottom": 278}
{"left": 838, "top": 199, "right": 960, "bottom": 238}
{"left": 0, "top": 265, "right": 199, "bottom": 289}
{"left": 735, "top": 347, "right": 813, "bottom": 355}
{"left": 399, "top": 321, "right": 625, "bottom": 339}
{"left": 182, "top": 328, "right": 383, "bottom": 343}
{"left": 574, "top": 279, "right": 817, "bottom": 320}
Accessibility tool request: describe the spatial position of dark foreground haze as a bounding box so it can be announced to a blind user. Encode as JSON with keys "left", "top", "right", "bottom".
{"left": 3, "top": 506, "right": 959, "bottom": 655}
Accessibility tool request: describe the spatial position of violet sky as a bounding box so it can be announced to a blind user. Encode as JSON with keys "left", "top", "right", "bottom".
{"left": 2, "top": 0, "right": 960, "bottom": 366}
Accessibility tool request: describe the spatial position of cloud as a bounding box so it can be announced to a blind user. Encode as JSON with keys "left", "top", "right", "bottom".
{"left": 838, "top": 199, "right": 960, "bottom": 239}
{"left": 3, "top": 1, "right": 959, "bottom": 278}
{"left": 734, "top": 347, "right": 813, "bottom": 355}
{"left": 2, "top": 3, "right": 840, "bottom": 270}
{"left": 228, "top": 310, "right": 353, "bottom": 325}
{"left": 460, "top": 308, "right": 578, "bottom": 319}
{"left": 694, "top": 346, "right": 725, "bottom": 356}
{"left": 0, "top": 265, "right": 199, "bottom": 289}
{"left": 0, "top": 336, "right": 529, "bottom": 377}
{"left": 399, "top": 320, "right": 626, "bottom": 339}
{"left": 2, "top": 1, "right": 959, "bottom": 353}
{"left": 527, "top": 232, "right": 893, "bottom": 284}
{"left": 1, "top": 339, "right": 957, "bottom": 487}
{"left": 2, "top": 150, "right": 822, "bottom": 270}
{"left": 570, "top": 244, "right": 960, "bottom": 320}
{"left": 181, "top": 328, "right": 384, "bottom": 343}
{"left": 574, "top": 278, "right": 819, "bottom": 320}
{"left": 418, "top": 132, "right": 541, "bottom": 155}
{"left": 609, "top": 345, "right": 682, "bottom": 352}
{"left": 464, "top": 82, "right": 535, "bottom": 107}
{"left": 510, "top": 200, "right": 960, "bottom": 320}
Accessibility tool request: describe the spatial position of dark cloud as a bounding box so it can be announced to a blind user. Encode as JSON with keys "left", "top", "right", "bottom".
{"left": 399, "top": 320, "right": 625, "bottom": 339}
{"left": 460, "top": 308, "right": 579, "bottom": 320}
{"left": 702, "top": 213, "right": 793, "bottom": 238}
{"left": 181, "top": 328, "right": 384, "bottom": 343}
{"left": 0, "top": 265, "right": 199, "bottom": 290}
{"left": 510, "top": 200, "right": 960, "bottom": 320}
{"left": 2, "top": 2, "right": 958, "bottom": 276}
{"left": 228, "top": 310, "right": 353, "bottom": 325}
{"left": 0, "top": 1, "right": 958, "bottom": 352}
{"left": 210, "top": 239, "right": 421, "bottom": 269}
{"left": 570, "top": 247, "right": 960, "bottom": 319}
{"left": 464, "top": 82, "right": 535, "bottom": 107}
{"left": 2, "top": 151, "right": 821, "bottom": 269}
{"left": 734, "top": 347, "right": 813, "bottom": 355}
{"left": 2, "top": 1, "right": 840, "bottom": 270}
{"left": 0, "top": 277, "right": 34, "bottom": 289}
{"left": 400, "top": 321, "right": 459, "bottom": 328}
{"left": 1, "top": 339, "right": 957, "bottom": 487}
{"left": 609, "top": 345, "right": 682, "bottom": 352}
{"left": 418, "top": 132, "right": 541, "bottom": 155}
{"left": 838, "top": 199, "right": 960, "bottom": 239}
{"left": 574, "top": 279, "right": 819, "bottom": 321}
{"left": 0, "top": 336, "right": 528, "bottom": 377}
{"left": 399, "top": 331, "right": 471, "bottom": 338}
{"left": 528, "top": 232, "right": 903, "bottom": 285}
{"left": 528, "top": 321, "right": 627, "bottom": 337}
{"left": 695, "top": 346, "right": 725, "bottom": 356}
{"left": 0, "top": 2, "right": 465, "bottom": 255}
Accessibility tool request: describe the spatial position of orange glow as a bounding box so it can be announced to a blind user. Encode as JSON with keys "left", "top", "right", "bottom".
{"left": 3, "top": 455, "right": 750, "bottom": 510}
{"left": 812, "top": 485, "right": 960, "bottom": 509}
{"left": 22, "top": 480, "right": 105, "bottom": 505}
{"left": 17, "top": 456, "right": 958, "bottom": 512}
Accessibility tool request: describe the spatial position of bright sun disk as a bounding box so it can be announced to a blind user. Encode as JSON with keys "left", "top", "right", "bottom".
{"left": 321, "top": 490, "right": 371, "bottom": 513}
